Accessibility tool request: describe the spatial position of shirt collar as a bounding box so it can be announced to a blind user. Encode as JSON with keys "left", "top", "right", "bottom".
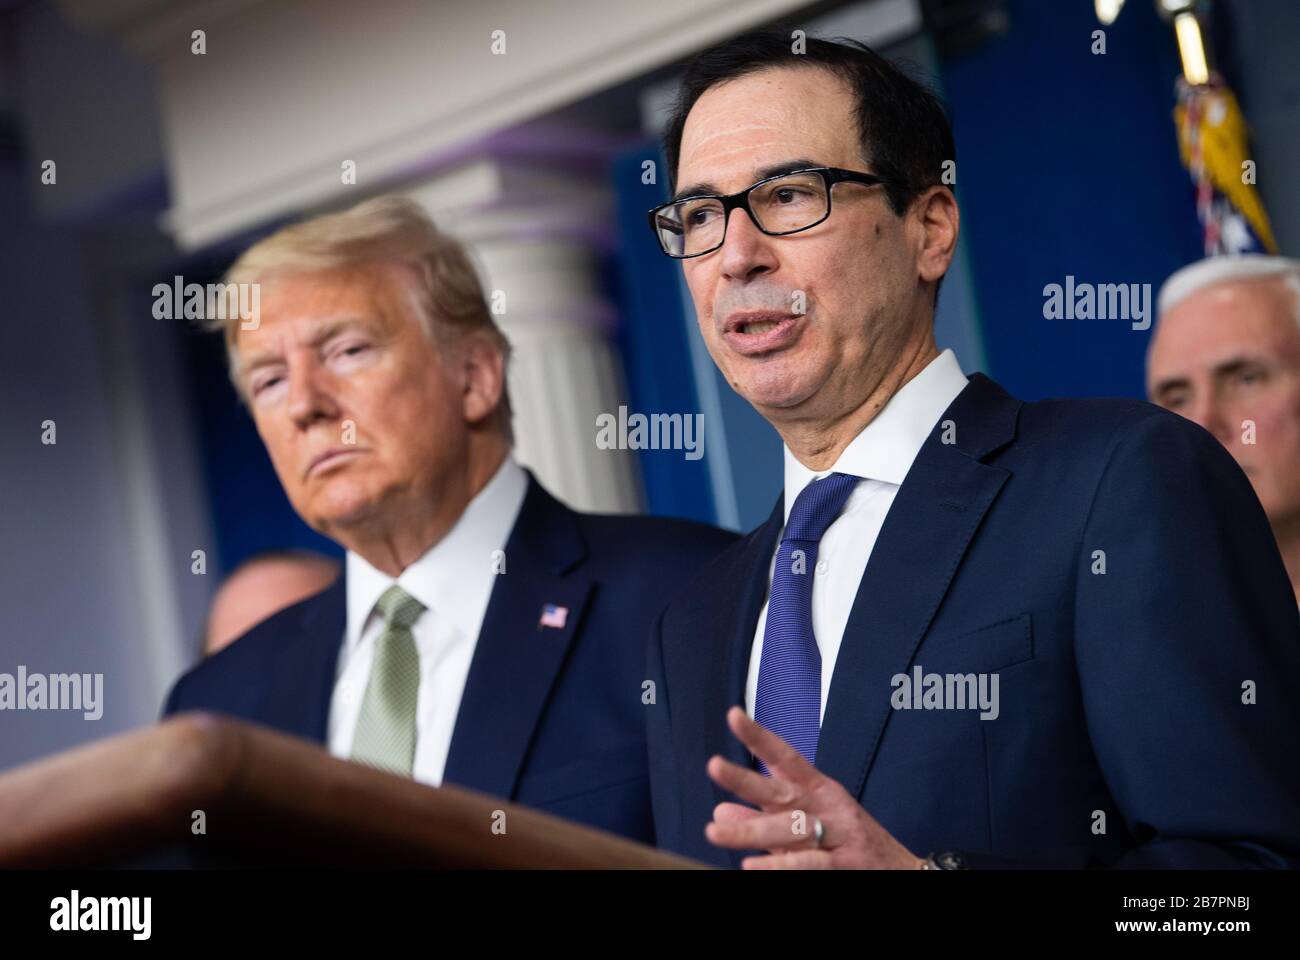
{"left": 344, "top": 455, "right": 528, "bottom": 651}
{"left": 782, "top": 348, "right": 968, "bottom": 522}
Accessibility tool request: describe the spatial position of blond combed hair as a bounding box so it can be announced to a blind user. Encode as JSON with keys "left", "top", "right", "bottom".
{"left": 210, "top": 194, "right": 513, "bottom": 439}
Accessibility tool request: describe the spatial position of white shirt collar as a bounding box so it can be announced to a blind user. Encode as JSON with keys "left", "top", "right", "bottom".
{"left": 782, "top": 349, "right": 968, "bottom": 522}
{"left": 344, "top": 455, "right": 528, "bottom": 651}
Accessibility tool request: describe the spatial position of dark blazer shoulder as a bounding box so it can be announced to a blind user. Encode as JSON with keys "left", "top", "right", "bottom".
{"left": 518, "top": 471, "right": 737, "bottom": 565}
{"left": 1016, "top": 391, "right": 1191, "bottom": 453}
{"left": 573, "top": 508, "right": 739, "bottom": 560}
{"left": 1009, "top": 390, "right": 1250, "bottom": 495}
{"left": 162, "top": 577, "right": 342, "bottom": 717}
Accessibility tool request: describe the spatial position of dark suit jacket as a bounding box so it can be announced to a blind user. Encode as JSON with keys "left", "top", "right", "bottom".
{"left": 164, "top": 474, "right": 737, "bottom": 844}
{"left": 647, "top": 373, "right": 1300, "bottom": 868}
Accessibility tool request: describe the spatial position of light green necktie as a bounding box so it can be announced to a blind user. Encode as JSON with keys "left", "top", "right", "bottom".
{"left": 350, "top": 584, "right": 425, "bottom": 776}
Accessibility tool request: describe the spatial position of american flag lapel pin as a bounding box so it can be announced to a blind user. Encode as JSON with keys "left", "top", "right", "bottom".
{"left": 538, "top": 603, "right": 568, "bottom": 631}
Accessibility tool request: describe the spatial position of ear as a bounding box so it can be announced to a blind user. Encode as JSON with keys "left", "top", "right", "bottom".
{"left": 459, "top": 333, "right": 506, "bottom": 429}
{"left": 913, "top": 185, "right": 959, "bottom": 287}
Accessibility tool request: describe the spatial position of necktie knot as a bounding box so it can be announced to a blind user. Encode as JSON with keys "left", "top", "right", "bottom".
{"left": 375, "top": 584, "right": 424, "bottom": 631}
{"left": 783, "top": 472, "right": 859, "bottom": 543}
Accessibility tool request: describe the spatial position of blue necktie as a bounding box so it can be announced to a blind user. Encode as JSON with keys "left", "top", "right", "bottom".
{"left": 753, "top": 472, "right": 859, "bottom": 774}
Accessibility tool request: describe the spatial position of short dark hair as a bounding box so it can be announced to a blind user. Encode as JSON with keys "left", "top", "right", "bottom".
{"left": 662, "top": 29, "right": 956, "bottom": 219}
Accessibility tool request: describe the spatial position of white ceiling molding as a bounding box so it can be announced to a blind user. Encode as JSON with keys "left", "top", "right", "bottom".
{"left": 59, "top": 0, "right": 831, "bottom": 250}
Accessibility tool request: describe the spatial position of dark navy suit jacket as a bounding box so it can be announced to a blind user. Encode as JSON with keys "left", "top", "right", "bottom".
{"left": 647, "top": 374, "right": 1300, "bottom": 868}
{"left": 164, "top": 474, "right": 736, "bottom": 845}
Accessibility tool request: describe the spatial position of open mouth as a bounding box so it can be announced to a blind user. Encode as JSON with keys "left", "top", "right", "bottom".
{"left": 722, "top": 312, "right": 805, "bottom": 355}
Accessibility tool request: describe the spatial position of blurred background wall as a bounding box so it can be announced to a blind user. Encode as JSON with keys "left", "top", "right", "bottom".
{"left": 1, "top": 0, "right": 1294, "bottom": 768}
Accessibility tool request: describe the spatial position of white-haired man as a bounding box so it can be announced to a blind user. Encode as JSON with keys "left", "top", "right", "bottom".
{"left": 163, "top": 195, "right": 736, "bottom": 848}
{"left": 1148, "top": 255, "right": 1300, "bottom": 605}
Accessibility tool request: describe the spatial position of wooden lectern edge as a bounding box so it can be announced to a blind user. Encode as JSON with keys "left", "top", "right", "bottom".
{"left": 0, "top": 712, "right": 708, "bottom": 869}
{"left": 0, "top": 711, "right": 243, "bottom": 868}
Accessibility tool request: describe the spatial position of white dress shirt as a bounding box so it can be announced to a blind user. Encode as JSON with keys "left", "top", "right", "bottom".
{"left": 327, "top": 455, "right": 528, "bottom": 785}
{"left": 745, "top": 349, "right": 970, "bottom": 723}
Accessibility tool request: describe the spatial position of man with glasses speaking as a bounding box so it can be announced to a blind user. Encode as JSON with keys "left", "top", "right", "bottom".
{"left": 643, "top": 30, "right": 1300, "bottom": 869}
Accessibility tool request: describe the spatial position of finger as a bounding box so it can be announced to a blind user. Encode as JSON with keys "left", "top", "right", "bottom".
{"left": 707, "top": 754, "right": 801, "bottom": 810}
{"left": 726, "top": 706, "right": 821, "bottom": 787}
{"left": 741, "top": 849, "right": 835, "bottom": 870}
{"left": 712, "top": 802, "right": 762, "bottom": 824}
{"left": 706, "top": 808, "right": 826, "bottom": 852}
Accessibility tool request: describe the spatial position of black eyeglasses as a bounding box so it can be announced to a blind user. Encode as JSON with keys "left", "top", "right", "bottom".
{"left": 647, "top": 166, "right": 897, "bottom": 259}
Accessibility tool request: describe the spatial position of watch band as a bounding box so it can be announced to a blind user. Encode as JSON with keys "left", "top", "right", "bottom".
{"left": 921, "top": 851, "right": 965, "bottom": 870}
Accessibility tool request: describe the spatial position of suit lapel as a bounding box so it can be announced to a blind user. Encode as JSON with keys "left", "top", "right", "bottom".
{"left": 815, "top": 374, "right": 1020, "bottom": 799}
{"left": 264, "top": 574, "right": 347, "bottom": 742}
{"left": 709, "top": 498, "right": 783, "bottom": 778}
{"left": 665, "top": 496, "right": 782, "bottom": 868}
{"left": 441, "top": 475, "right": 593, "bottom": 801}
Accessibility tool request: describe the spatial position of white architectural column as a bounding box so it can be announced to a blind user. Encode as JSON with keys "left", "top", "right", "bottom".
{"left": 405, "top": 158, "right": 642, "bottom": 514}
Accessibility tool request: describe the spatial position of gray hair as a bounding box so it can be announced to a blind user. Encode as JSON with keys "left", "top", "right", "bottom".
{"left": 1157, "top": 254, "right": 1300, "bottom": 325}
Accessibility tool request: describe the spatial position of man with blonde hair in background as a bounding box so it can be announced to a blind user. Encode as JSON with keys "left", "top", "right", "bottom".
{"left": 164, "top": 195, "right": 735, "bottom": 845}
{"left": 1148, "top": 255, "right": 1300, "bottom": 607}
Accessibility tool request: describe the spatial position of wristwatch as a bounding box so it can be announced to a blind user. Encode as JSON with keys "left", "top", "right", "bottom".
{"left": 920, "top": 851, "right": 965, "bottom": 870}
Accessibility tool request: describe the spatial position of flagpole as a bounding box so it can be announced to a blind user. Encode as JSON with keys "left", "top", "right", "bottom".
{"left": 1156, "top": 0, "right": 1212, "bottom": 86}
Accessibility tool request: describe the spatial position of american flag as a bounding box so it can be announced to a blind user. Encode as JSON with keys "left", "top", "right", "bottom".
{"left": 538, "top": 603, "right": 568, "bottom": 629}
{"left": 1175, "top": 76, "right": 1277, "bottom": 256}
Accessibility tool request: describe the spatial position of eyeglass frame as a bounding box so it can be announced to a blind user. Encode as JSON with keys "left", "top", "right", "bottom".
{"left": 646, "top": 166, "right": 900, "bottom": 259}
